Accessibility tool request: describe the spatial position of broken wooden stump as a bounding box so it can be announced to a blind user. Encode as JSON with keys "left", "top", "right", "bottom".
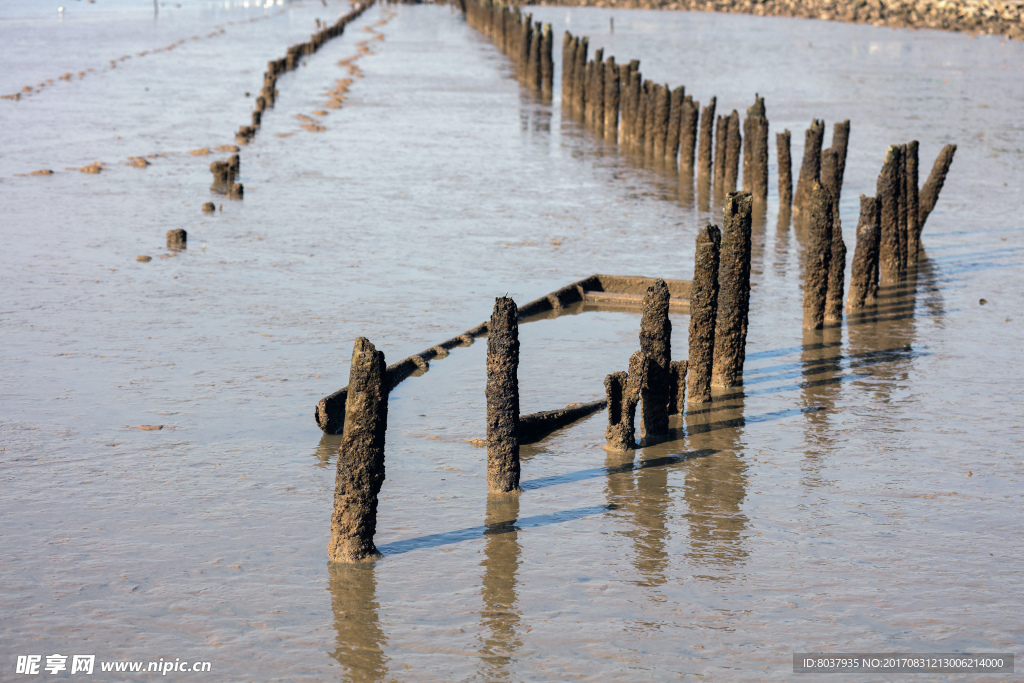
{"left": 846, "top": 195, "right": 881, "bottom": 311}
{"left": 712, "top": 192, "right": 753, "bottom": 388}
{"left": 687, "top": 225, "right": 721, "bottom": 404}
{"left": 777, "top": 129, "right": 792, "bottom": 213}
{"left": 487, "top": 297, "right": 521, "bottom": 494}
{"left": 918, "top": 143, "right": 957, "bottom": 232}
{"left": 639, "top": 279, "right": 671, "bottom": 438}
{"left": 803, "top": 181, "right": 834, "bottom": 330}
{"left": 328, "top": 337, "right": 388, "bottom": 563}
{"left": 877, "top": 145, "right": 904, "bottom": 285}
{"left": 794, "top": 119, "right": 825, "bottom": 218}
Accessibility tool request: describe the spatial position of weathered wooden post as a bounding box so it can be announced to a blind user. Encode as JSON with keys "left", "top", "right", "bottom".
{"left": 640, "top": 279, "right": 671, "bottom": 438}
{"left": 713, "top": 114, "right": 728, "bottom": 195}
{"left": 830, "top": 120, "right": 850, "bottom": 205}
{"left": 605, "top": 351, "right": 646, "bottom": 452}
{"left": 688, "top": 225, "right": 721, "bottom": 404}
{"left": 668, "top": 360, "right": 688, "bottom": 415}
{"left": 697, "top": 97, "right": 716, "bottom": 180}
{"left": 803, "top": 182, "right": 833, "bottom": 330}
{"left": 652, "top": 84, "right": 670, "bottom": 161}
{"left": 572, "top": 36, "right": 587, "bottom": 116}
{"left": 166, "top": 228, "right": 187, "bottom": 249}
{"left": 918, "top": 144, "right": 956, "bottom": 231}
{"left": 589, "top": 51, "right": 605, "bottom": 134}
{"left": 743, "top": 96, "right": 769, "bottom": 203}
{"left": 846, "top": 195, "right": 881, "bottom": 311}
{"left": 777, "top": 129, "right": 792, "bottom": 213}
{"left": 604, "top": 57, "right": 620, "bottom": 141}
{"left": 824, "top": 206, "right": 847, "bottom": 325}
{"left": 724, "top": 110, "right": 742, "bottom": 193}
{"left": 680, "top": 96, "right": 699, "bottom": 172}
{"left": 329, "top": 337, "right": 389, "bottom": 563}
{"left": 712, "top": 192, "right": 753, "bottom": 388}
{"left": 561, "top": 32, "right": 573, "bottom": 104}
{"left": 665, "top": 86, "right": 684, "bottom": 165}
{"left": 540, "top": 23, "right": 553, "bottom": 99}
{"left": 896, "top": 143, "right": 909, "bottom": 273}
{"left": 487, "top": 297, "right": 521, "bottom": 494}
{"left": 877, "top": 145, "right": 904, "bottom": 285}
{"left": 794, "top": 119, "right": 825, "bottom": 217}
{"left": 905, "top": 140, "right": 920, "bottom": 263}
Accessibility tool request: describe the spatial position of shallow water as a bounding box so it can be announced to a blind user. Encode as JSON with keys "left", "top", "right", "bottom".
{"left": 1, "top": 1, "right": 1022, "bottom": 680}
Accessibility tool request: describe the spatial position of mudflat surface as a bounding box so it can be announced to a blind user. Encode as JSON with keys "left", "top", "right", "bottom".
{"left": 1, "top": 2, "right": 1022, "bottom": 680}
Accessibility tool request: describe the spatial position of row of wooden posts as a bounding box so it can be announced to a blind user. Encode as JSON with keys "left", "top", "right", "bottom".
{"left": 462, "top": 0, "right": 554, "bottom": 98}
{"left": 328, "top": 191, "right": 756, "bottom": 562}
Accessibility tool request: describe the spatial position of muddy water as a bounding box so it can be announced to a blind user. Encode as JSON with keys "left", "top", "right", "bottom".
{"left": 1, "top": 0, "right": 1022, "bottom": 680}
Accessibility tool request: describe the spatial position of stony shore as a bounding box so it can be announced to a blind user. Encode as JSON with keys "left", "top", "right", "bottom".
{"left": 533, "top": 0, "right": 1024, "bottom": 40}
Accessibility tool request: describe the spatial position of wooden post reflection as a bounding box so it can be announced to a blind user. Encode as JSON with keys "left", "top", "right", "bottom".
{"left": 327, "top": 562, "right": 389, "bottom": 680}
{"left": 478, "top": 495, "right": 522, "bottom": 680}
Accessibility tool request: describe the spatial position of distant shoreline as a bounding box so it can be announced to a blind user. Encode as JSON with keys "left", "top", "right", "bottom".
{"left": 530, "top": 0, "right": 1024, "bottom": 41}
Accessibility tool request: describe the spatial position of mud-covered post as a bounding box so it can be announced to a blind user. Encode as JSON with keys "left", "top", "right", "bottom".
{"left": 697, "top": 97, "right": 716, "bottom": 180}
{"left": 794, "top": 119, "right": 825, "bottom": 217}
{"left": 604, "top": 57, "right": 620, "bottom": 142}
{"left": 743, "top": 96, "right": 769, "bottom": 203}
{"left": 830, "top": 120, "right": 850, "bottom": 205}
{"left": 680, "top": 96, "right": 699, "bottom": 172}
{"left": 665, "top": 86, "right": 684, "bottom": 165}
{"left": 777, "top": 129, "right": 792, "bottom": 213}
{"left": 605, "top": 351, "right": 646, "bottom": 451}
{"left": 905, "top": 140, "right": 920, "bottom": 264}
{"left": 487, "top": 297, "right": 521, "bottom": 494}
{"left": 540, "top": 23, "right": 553, "bottom": 99}
{"left": 651, "top": 84, "right": 670, "bottom": 161}
{"left": 803, "top": 182, "right": 834, "bottom": 330}
{"left": 668, "top": 360, "right": 688, "bottom": 415}
{"left": 895, "top": 143, "right": 909, "bottom": 273}
{"left": 712, "top": 192, "right": 753, "bottom": 387}
{"left": 724, "top": 110, "right": 742, "bottom": 193}
{"left": 560, "top": 32, "right": 573, "bottom": 100}
{"left": 918, "top": 144, "right": 956, "bottom": 233}
{"left": 846, "top": 195, "right": 881, "bottom": 311}
{"left": 877, "top": 145, "right": 904, "bottom": 285}
{"left": 688, "top": 225, "right": 721, "bottom": 404}
{"left": 713, "top": 114, "right": 728, "bottom": 196}
{"left": 824, "top": 202, "right": 847, "bottom": 325}
{"left": 640, "top": 279, "right": 671, "bottom": 438}
{"left": 589, "top": 51, "right": 605, "bottom": 134}
{"left": 329, "top": 337, "right": 389, "bottom": 563}
{"left": 572, "top": 36, "right": 587, "bottom": 116}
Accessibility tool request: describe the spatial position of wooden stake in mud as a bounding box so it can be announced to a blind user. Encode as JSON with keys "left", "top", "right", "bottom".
{"left": 697, "top": 97, "right": 716, "bottom": 179}
{"left": 743, "top": 96, "right": 769, "bottom": 203}
{"left": 486, "top": 297, "right": 521, "bottom": 494}
{"left": 803, "top": 182, "right": 834, "bottom": 330}
{"left": 540, "top": 23, "right": 553, "bottom": 99}
{"left": 652, "top": 84, "right": 671, "bottom": 161}
{"left": 572, "top": 37, "right": 588, "bottom": 116}
{"left": 821, "top": 148, "right": 840, "bottom": 208}
{"left": 918, "top": 144, "right": 956, "bottom": 233}
{"left": 680, "top": 96, "right": 699, "bottom": 172}
{"left": 329, "top": 337, "right": 389, "bottom": 563}
{"left": 824, "top": 202, "right": 847, "bottom": 325}
{"left": 589, "top": 51, "right": 605, "bottom": 134}
{"left": 688, "top": 225, "right": 721, "bottom": 404}
{"left": 724, "top": 110, "right": 742, "bottom": 193}
{"left": 640, "top": 279, "right": 671, "bottom": 438}
{"left": 605, "top": 352, "right": 646, "bottom": 452}
{"left": 830, "top": 120, "right": 851, "bottom": 205}
{"left": 777, "top": 129, "right": 792, "bottom": 212}
{"left": 896, "top": 143, "right": 909, "bottom": 273}
{"left": 877, "top": 145, "right": 904, "bottom": 285}
{"left": 712, "top": 192, "right": 753, "bottom": 388}
{"left": 668, "top": 360, "right": 688, "bottom": 415}
{"left": 604, "top": 57, "right": 620, "bottom": 141}
{"left": 847, "top": 195, "right": 881, "bottom": 311}
{"left": 794, "top": 119, "right": 825, "bottom": 217}
{"left": 643, "top": 80, "right": 657, "bottom": 158}
{"left": 713, "top": 114, "right": 728, "bottom": 195}
{"left": 905, "top": 140, "right": 920, "bottom": 263}
{"left": 665, "top": 86, "right": 684, "bottom": 165}
{"left": 561, "top": 32, "right": 573, "bottom": 100}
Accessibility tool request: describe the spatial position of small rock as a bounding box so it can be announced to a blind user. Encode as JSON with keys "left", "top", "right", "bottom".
{"left": 127, "top": 157, "right": 150, "bottom": 168}
{"left": 979, "top": 298, "right": 987, "bottom": 305}
{"left": 166, "top": 228, "right": 187, "bottom": 249}
{"left": 29, "top": 169, "right": 54, "bottom": 175}
{"left": 136, "top": 255, "right": 152, "bottom": 262}
{"left": 136, "top": 424, "right": 163, "bottom": 430}
{"left": 202, "top": 202, "right": 216, "bottom": 213}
